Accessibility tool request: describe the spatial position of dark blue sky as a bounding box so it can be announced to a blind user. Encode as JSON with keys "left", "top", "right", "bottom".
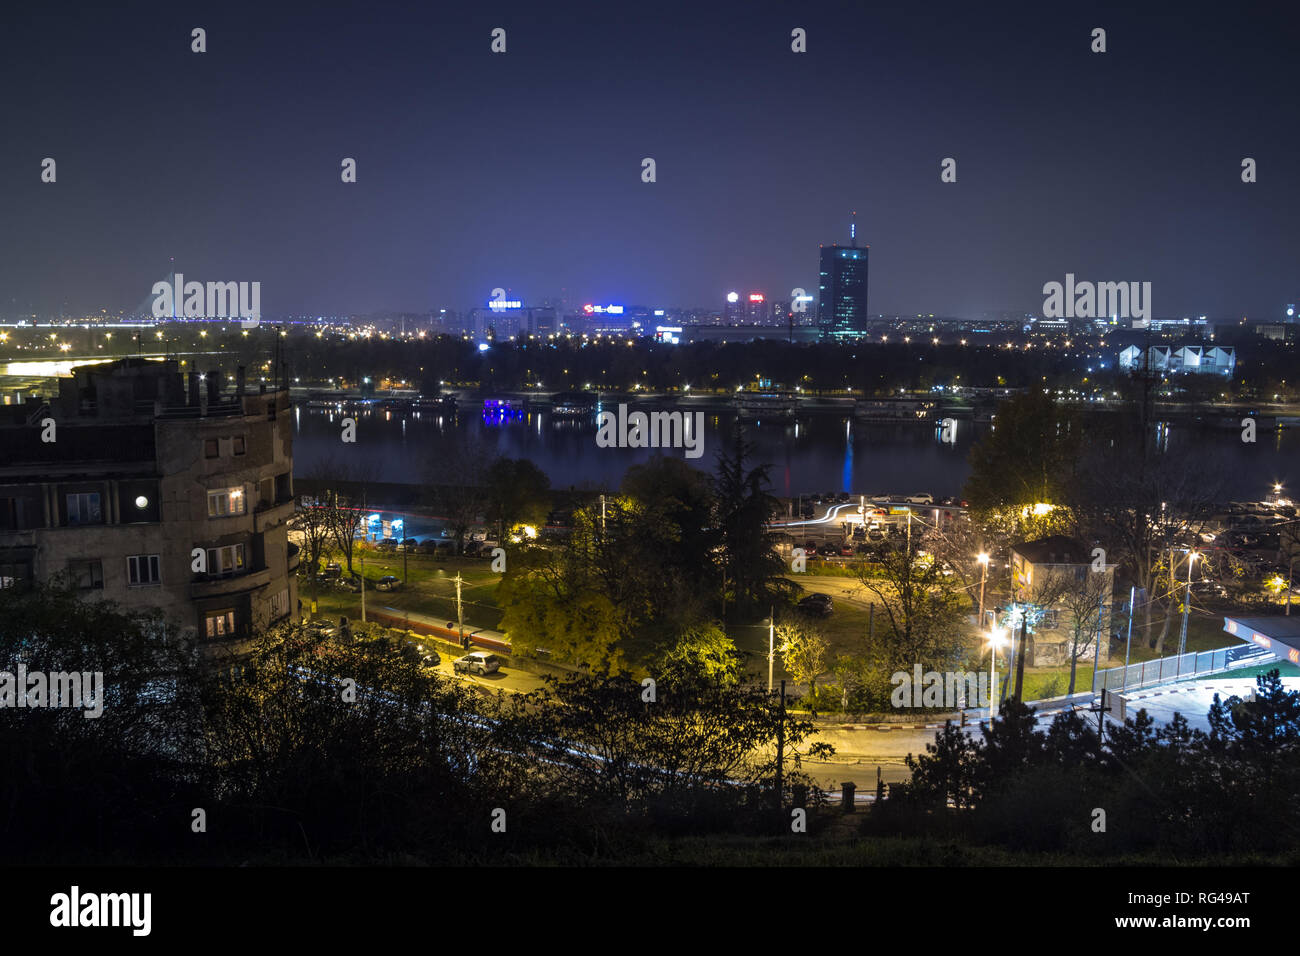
{"left": 2, "top": 1, "right": 1297, "bottom": 319}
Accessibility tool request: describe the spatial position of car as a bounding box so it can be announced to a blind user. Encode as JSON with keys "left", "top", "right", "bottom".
{"left": 453, "top": 652, "right": 501, "bottom": 675}
{"left": 803, "top": 540, "right": 818, "bottom": 553}
{"left": 839, "top": 544, "right": 854, "bottom": 557}
{"left": 906, "top": 493, "right": 934, "bottom": 505}
{"left": 870, "top": 493, "right": 891, "bottom": 503}
{"left": 798, "top": 593, "right": 834, "bottom": 616}
{"left": 406, "top": 642, "right": 441, "bottom": 668}
{"left": 321, "top": 562, "right": 342, "bottom": 579}
{"left": 835, "top": 492, "right": 851, "bottom": 503}
{"left": 302, "top": 619, "right": 341, "bottom": 639}
{"left": 375, "top": 575, "right": 401, "bottom": 592}
{"left": 1189, "top": 581, "right": 1228, "bottom": 599}
{"left": 417, "top": 539, "right": 439, "bottom": 555}
{"left": 374, "top": 538, "right": 398, "bottom": 553}
{"left": 855, "top": 543, "right": 872, "bottom": 555}
{"left": 851, "top": 527, "right": 867, "bottom": 539}
{"left": 397, "top": 538, "right": 420, "bottom": 552}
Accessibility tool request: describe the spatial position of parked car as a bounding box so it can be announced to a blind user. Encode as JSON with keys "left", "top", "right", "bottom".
{"left": 406, "top": 641, "right": 440, "bottom": 668}
{"left": 906, "top": 493, "right": 934, "bottom": 505}
{"left": 375, "top": 575, "right": 401, "bottom": 592}
{"left": 336, "top": 575, "right": 361, "bottom": 593}
{"left": 870, "top": 493, "right": 891, "bottom": 503}
{"left": 374, "top": 538, "right": 398, "bottom": 553}
{"left": 321, "top": 562, "right": 342, "bottom": 579}
{"left": 1190, "top": 580, "right": 1229, "bottom": 599}
{"left": 453, "top": 652, "right": 501, "bottom": 675}
{"left": 798, "top": 593, "right": 834, "bottom": 616}
{"left": 397, "top": 538, "right": 420, "bottom": 552}
{"left": 839, "top": 544, "right": 854, "bottom": 557}
{"left": 417, "top": 539, "right": 439, "bottom": 555}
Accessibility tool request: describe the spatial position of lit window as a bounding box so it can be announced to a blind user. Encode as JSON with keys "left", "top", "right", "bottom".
{"left": 207, "top": 487, "right": 246, "bottom": 517}
{"left": 205, "top": 610, "right": 236, "bottom": 638}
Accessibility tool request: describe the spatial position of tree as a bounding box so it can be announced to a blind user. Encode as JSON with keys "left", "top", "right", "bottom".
{"left": 1042, "top": 565, "right": 1113, "bottom": 695}
{"left": 496, "top": 546, "right": 629, "bottom": 674}
{"left": 1067, "top": 402, "right": 1225, "bottom": 654}
{"left": 964, "top": 390, "right": 1080, "bottom": 518}
{"left": 658, "top": 622, "right": 741, "bottom": 685}
{"left": 483, "top": 457, "right": 551, "bottom": 541}
{"left": 776, "top": 620, "right": 827, "bottom": 693}
{"left": 425, "top": 440, "right": 488, "bottom": 555}
{"left": 713, "top": 422, "right": 794, "bottom": 617}
{"left": 852, "top": 523, "right": 967, "bottom": 677}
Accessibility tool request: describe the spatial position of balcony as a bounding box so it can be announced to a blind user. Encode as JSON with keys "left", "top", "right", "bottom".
{"left": 254, "top": 497, "right": 295, "bottom": 533}
{"left": 190, "top": 566, "right": 271, "bottom": 599}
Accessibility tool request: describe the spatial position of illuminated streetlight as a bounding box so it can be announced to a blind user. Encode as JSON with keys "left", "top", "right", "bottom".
{"left": 988, "top": 627, "right": 1008, "bottom": 719}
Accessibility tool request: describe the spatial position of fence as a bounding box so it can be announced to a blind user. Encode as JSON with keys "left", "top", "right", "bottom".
{"left": 1092, "top": 643, "right": 1274, "bottom": 694}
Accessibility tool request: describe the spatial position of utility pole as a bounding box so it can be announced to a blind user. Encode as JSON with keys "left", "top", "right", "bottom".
{"left": 600, "top": 493, "right": 606, "bottom": 535}
{"left": 455, "top": 572, "right": 465, "bottom": 649}
{"left": 1091, "top": 589, "right": 1105, "bottom": 694}
{"left": 360, "top": 543, "right": 366, "bottom": 623}
{"left": 1287, "top": 552, "right": 1294, "bottom": 617}
{"left": 1177, "top": 550, "right": 1196, "bottom": 661}
{"left": 767, "top": 606, "right": 775, "bottom": 693}
{"left": 1123, "top": 585, "right": 1135, "bottom": 691}
{"left": 977, "top": 552, "right": 989, "bottom": 629}
{"left": 1013, "top": 612, "right": 1028, "bottom": 702}
{"left": 775, "top": 680, "right": 786, "bottom": 810}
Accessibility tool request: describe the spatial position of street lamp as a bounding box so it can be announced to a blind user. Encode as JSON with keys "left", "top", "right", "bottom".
{"left": 977, "top": 552, "right": 989, "bottom": 629}
{"left": 988, "top": 627, "right": 1007, "bottom": 720}
{"left": 1177, "top": 550, "right": 1198, "bottom": 660}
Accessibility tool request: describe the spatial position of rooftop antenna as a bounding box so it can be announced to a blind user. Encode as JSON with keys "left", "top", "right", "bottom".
{"left": 850, "top": 211, "right": 857, "bottom": 248}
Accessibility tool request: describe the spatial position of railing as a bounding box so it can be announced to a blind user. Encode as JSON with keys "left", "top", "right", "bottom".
{"left": 1093, "top": 643, "right": 1273, "bottom": 694}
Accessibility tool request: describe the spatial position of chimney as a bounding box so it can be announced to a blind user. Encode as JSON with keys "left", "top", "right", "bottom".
{"left": 236, "top": 366, "right": 246, "bottom": 396}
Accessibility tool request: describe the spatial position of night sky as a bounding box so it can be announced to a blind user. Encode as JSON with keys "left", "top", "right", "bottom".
{"left": 2, "top": 1, "right": 1297, "bottom": 319}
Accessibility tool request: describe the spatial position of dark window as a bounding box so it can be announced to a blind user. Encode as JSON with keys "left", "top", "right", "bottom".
{"left": 0, "top": 560, "right": 31, "bottom": 589}
{"left": 233, "top": 436, "right": 246, "bottom": 455}
{"left": 66, "top": 492, "right": 102, "bottom": 526}
{"left": 266, "top": 401, "right": 276, "bottom": 421}
{"left": 205, "top": 439, "right": 219, "bottom": 458}
{"left": 127, "top": 554, "right": 161, "bottom": 586}
{"left": 69, "top": 558, "right": 104, "bottom": 590}
{"left": 205, "top": 543, "right": 246, "bottom": 576}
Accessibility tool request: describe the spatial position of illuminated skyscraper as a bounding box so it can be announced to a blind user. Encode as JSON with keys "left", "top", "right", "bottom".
{"left": 817, "top": 218, "right": 869, "bottom": 338}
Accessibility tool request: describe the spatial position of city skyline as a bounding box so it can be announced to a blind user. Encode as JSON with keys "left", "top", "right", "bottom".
{"left": 2, "top": 3, "right": 1298, "bottom": 321}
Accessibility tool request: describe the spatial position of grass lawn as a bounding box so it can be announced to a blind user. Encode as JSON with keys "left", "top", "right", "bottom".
{"left": 302, "top": 552, "right": 504, "bottom": 629}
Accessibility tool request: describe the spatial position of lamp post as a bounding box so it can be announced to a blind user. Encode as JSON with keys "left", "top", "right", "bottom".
{"left": 1177, "top": 550, "right": 1197, "bottom": 660}
{"left": 988, "top": 627, "right": 1006, "bottom": 720}
{"left": 977, "top": 552, "right": 989, "bottom": 629}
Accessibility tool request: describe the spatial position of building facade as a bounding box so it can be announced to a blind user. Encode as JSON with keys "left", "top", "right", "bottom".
{"left": 0, "top": 358, "right": 298, "bottom": 651}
